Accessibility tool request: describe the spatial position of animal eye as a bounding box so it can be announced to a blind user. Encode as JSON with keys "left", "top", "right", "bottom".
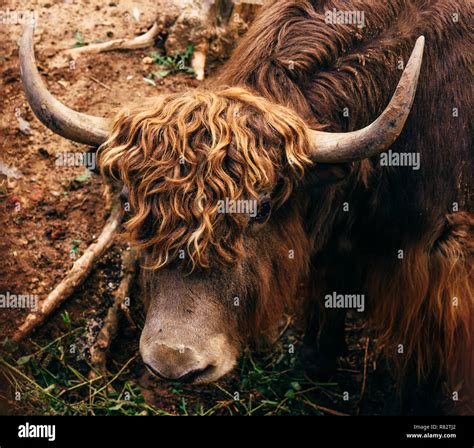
{"left": 253, "top": 197, "right": 271, "bottom": 223}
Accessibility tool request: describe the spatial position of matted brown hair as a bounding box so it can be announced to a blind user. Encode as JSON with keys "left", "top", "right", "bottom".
{"left": 98, "top": 86, "right": 313, "bottom": 270}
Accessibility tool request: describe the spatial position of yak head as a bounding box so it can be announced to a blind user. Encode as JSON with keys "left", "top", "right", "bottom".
{"left": 19, "top": 21, "right": 424, "bottom": 383}
{"left": 99, "top": 87, "right": 313, "bottom": 382}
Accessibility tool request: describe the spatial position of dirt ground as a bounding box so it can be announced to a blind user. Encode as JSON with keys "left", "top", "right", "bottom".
{"left": 0, "top": 0, "right": 397, "bottom": 416}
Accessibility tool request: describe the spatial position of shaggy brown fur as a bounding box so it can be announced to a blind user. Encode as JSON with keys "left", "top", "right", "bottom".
{"left": 100, "top": 0, "right": 473, "bottom": 413}
{"left": 217, "top": 0, "right": 473, "bottom": 414}
{"left": 99, "top": 87, "right": 312, "bottom": 270}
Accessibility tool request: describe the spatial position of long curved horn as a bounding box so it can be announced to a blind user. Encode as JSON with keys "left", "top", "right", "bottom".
{"left": 309, "top": 36, "right": 425, "bottom": 163}
{"left": 20, "top": 22, "right": 109, "bottom": 146}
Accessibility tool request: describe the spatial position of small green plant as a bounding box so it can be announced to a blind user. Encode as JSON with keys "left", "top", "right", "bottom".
{"left": 70, "top": 240, "right": 81, "bottom": 256}
{"left": 74, "top": 170, "right": 91, "bottom": 183}
{"left": 73, "top": 31, "right": 85, "bottom": 48}
{"left": 147, "top": 45, "right": 195, "bottom": 79}
{"left": 61, "top": 311, "right": 72, "bottom": 325}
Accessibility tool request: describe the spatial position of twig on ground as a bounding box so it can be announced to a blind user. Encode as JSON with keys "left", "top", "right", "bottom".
{"left": 64, "top": 23, "right": 159, "bottom": 58}
{"left": 89, "top": 248, "right": 138, "bottom": 378}
{"left": 273, "top": 315, "right": 293, "bottom": 343}
{"left": 12, "top": 199, "right": 122, "bottom": 342}
{"left": 87, "top": 76, "right": 112, "bottom": 91}
{"left": 302, "top": 399, "right": 350, "bottom": 416}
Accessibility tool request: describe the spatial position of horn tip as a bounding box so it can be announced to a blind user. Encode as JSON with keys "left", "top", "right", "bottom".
{"left": 415, "top": 35, "right": 425, "bottom": 52}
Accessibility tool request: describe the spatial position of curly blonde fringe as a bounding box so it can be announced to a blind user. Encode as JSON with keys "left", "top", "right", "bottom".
{"left": 98, "top": 86, "right": 312, "bottom": 270}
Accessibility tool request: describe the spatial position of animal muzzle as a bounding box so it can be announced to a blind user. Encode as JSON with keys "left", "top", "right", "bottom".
{"left": 139, "top": 320, "right": 239, "bottom": 384}
{"left": 141, "top": 342, "right": 216, "bottom": 383}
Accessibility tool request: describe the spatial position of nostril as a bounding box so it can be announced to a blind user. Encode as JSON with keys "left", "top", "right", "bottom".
{"left": 144, "top": 363, "right": 164, "bottom": 378}
{"left": 144, "top": 362, "right": 214, "bottom": 383}
{"left": 178, "top": 365, "right": 214, "bottom": 383}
